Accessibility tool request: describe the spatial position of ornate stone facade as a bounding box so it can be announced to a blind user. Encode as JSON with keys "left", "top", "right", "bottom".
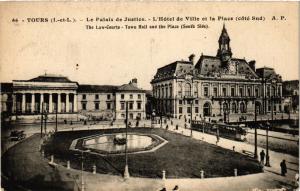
{"left": 151, "top": 25, "right": 283, "bottom": 121}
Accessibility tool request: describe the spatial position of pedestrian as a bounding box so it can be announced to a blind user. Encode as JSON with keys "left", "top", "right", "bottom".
{"left": 216, "top": 127, "right": 220, "bottom": 143}
{"left": 260, "top": 150, "right": 265, "bottom": 165}
{"left": 280, "top": 159, "right": 287, "bottom": 176}
{"left": 173, "top": 185, "right": 179, "bottom": 191}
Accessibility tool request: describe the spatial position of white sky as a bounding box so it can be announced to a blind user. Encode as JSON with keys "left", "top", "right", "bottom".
{"left": 0, "top": 2, "right": 299, "bottom": 90}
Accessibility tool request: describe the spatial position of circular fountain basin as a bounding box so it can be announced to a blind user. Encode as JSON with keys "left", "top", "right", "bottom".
{"left": 71, "top": 133, "right": 168, "bottom": 155}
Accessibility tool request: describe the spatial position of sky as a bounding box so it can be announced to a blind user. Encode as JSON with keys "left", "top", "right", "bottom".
{"left": 0, "top": 2, "right": 299, "bottom": 90}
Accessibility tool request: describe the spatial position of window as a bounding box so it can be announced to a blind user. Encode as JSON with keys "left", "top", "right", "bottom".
{"left": 107, "top": 94, "right": 111, "bottom": 100}
{"left": 137, "top": 102, "right": 141, "bottom": 110}
{"left": 195, "top": 100, "right": 199, "bottom": 105}
{"left": 82, "top": 103, "right": 86, "bottom": 110}
{"left": 187, "top": 107, "right": 191, "bottom": 113}
{"left": 204, "top": 87, "right": 209, "bottom": 97}
{"left": 95, "top": 94, "right": 99, "bottom": 99}
{"left": 95, "top": 103, "right": 99, "bottom": 110}
{"left": 247, "top": 88, "right": 251, "bottom": 97}
{"left": 179, "top": 107, "right": 182, "bottom": 114}
{"left": 239, "top": 88, "right": 243, "bottom": 97}
{"left": 195, "top": 107, "right": 199, "bottom": 113}
{"left": 107, "top": 103, "right": 111, "bottom": 110}
{"left": 138, "top": 94, "right": 141, "bottom": 99}
{"left": 185, "top": 83, "right": 191, "bottom": 96}
{"left": 213, "top": 87, "right": 218, "bottom": 97}
{"left": 121, "top": 114, "right": 125, "bottom": 118}
{"left": 129, "top": 113, "right": 133, "bottom": 119}
{"left": 255, "top": 88, "right": 259, "bottom": 97}
{"left": 121, "top": 94, "right": 124, "bottom": 99}
{"left": 222, "top": 88, "right": 227, "bottom": 96}
{"left": 267, "top": 87, "right": 270, "bottom": 97}
{"left": 231, "top": 88, "right": 235, "bottom": 97}
{"left": 82, "top": 94, "right": 86, "bottom": 99}
{"left": 130, "top": 94, "right": 133, "bottom": 99}
{"left": 137, "top": 113, "right": 141, "bottom": 119}
{"left": 121, "top": 102, "right": 125, "bottom": 110}
{"left": 179, "top": 100, "right": 182, "bottom": 105}
{"left": 129, "top": 102, "right": 133, "bottom": 110}
{"left": 178, "top": 83, "right": 182, "bottom": 97}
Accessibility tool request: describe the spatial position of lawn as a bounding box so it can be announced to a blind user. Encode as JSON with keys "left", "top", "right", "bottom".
{"left": 44, "top": 128, "right": 262, "bottom": 178}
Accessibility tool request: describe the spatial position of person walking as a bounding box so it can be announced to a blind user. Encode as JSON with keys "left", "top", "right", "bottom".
{"left": 260, "top": 150, "right": 265, "bottom": 165}
{"left": 280, "top": 159, "right": 287, "bottom": 176}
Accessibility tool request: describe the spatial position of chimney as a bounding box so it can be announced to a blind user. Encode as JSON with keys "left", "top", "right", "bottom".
{"left": 130, "top": 78, "right": 138, "bottom": 87}
{"left": 189, "top": 54, "right": 195, "bottom": 65}
{"left": 249, "top": 60, "right": 256, "bottom": 71}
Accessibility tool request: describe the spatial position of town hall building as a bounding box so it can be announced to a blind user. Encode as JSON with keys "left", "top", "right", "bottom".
{"left": 151, "top": 25, "right": 283, "bottom": 121}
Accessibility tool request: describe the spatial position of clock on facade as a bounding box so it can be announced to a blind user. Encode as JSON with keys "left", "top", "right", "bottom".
{"left": 228, "top": 61, "right": 236, "bottom": 74}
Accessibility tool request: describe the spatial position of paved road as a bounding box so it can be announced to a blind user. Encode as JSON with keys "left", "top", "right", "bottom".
{"left": 1, "top": 122, "right": 299, "bottom": 191}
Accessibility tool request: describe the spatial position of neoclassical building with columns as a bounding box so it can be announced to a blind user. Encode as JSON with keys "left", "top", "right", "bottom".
{"left": 1, "top": 75, "right": 146, "bottom": 123}
{"left": 151, "top": 25, "right": 283, "bottom": 121}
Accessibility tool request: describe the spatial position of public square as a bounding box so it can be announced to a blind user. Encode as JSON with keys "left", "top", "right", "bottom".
{"left": 1, "top": 114, "right": 299, "bottom": 191}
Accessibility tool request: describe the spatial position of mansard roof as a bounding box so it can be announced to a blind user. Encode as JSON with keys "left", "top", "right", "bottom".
{"left": 78, "top": 85, "right": 118, "bottom": 93}
{"left": 195, "top": 55, "right": 259, "bottom": 78}
{"left": 152, "top": 60, "right": 194, "bottom": 83}
{"left": 256, "top": 67, "right": 282, "bottom": 82}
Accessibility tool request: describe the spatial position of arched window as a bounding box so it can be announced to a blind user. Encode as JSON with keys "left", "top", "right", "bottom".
{"left": 232, "top": 102, "right": 237, "bottom": 113}
{"left": 185, "top": 83, "right": 191, "bottom": 96}
{"left": 240, "top": 102, "right": 246, "bottom": 113}
{"left": 223, "top": 102, "right": 228, "bottom": 110}
{"left": 271, "top": 86, "right": 276, "bottom": 97}
{"left": 203, "top": 102, "right": 211, "bottom": 117}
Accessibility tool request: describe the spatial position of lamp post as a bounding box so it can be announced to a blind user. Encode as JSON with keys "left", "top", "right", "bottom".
{"left": 183, "top": 96, "right": 194, "bottom": 137}
{"left": 254, "top": 102, "right": 258, "bottom": 160}
{"left": 124, "top": 101, "right": 130, "bottom": 179}
{"left": 265, "top": 122, "right": 271, "bottom": 167}
{"left": 79, "top": 149, "right": 91, "bottom": 191}
{"left": 151, "top": 109, "right": 156, "bottom": 128}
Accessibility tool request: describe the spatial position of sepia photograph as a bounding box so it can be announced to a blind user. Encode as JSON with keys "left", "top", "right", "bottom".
{"left": 0, "top": 2, "right": 299, "bottom": 191}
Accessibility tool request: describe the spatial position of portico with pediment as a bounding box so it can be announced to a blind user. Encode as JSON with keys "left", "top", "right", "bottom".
{"left": 11, "top": 75, "right": 78, "bottom": 120}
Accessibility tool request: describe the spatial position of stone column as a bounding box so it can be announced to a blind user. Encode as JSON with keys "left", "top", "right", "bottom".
{"left": 22, "top": 93, "right": 26, "bottom": 113}
{"left": 31, "top": 94, "right": 35, "bottom": 113}
{"left": 49, "top": 94, "right": 53, "bottom": 113}
{"left": 12, "top": 94, "right": 16, "bottom": 113}
{"left": 57, "top": 93, "right": 61, "bottom": 113}
{"left": 40, "top": 93, "right": 44, "bottom": 113}
{"left": 73, "top": 94, "right": 77, "bottom": 112}
{"left": 66, "top": 93, "right": 70, "bottom": 113}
